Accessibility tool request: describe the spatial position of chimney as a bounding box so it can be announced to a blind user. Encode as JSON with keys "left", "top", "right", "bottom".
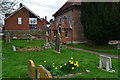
{"left": 20, "top": 3, "right": 23, "bottom": 8}
{"left": 45, "top": 16, "right": 47, "bottom": 20}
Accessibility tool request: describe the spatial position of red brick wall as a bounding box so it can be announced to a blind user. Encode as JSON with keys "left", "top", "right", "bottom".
{"left": 5, "top": 7, "right": 43, "bottom": 31}
{"left": 5, "top": 8, "right": 29, "bottom": 30}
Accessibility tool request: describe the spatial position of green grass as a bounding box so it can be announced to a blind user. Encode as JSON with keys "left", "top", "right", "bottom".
{"left": 2, "top": 40, "right": 119, "bottom": 79}
{"left": 67, "top": 44, "right": 119, "bottom": 55}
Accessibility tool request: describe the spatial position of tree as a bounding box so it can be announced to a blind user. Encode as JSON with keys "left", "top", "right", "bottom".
{"left": 0, "top": 0, "right": 18, "bottom": 25}
{"left": 81, "top": 2, "right": 120, "bottom": 44}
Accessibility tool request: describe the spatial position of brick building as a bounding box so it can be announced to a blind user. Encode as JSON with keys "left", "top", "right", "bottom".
{"left": 49, "top": 2, "right": 87, "bottom": 44}
{"left": 4, "top": 3, "right": 49, "bottom": 39}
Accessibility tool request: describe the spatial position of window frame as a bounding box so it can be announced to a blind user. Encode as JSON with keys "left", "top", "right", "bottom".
{"left": 18, "top": 17, "right": 22, "bottom": 24}
{"left": 29, "top": 18, "right": 37, "bottom": 24}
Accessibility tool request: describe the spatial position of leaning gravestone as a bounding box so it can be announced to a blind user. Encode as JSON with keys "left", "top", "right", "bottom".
{"left": 27, "top": 60, "right": 36, "bottom": 79}
{"left": 99, "top": 55, "right": 113, "bottom": 71}
{"left": 37, "top": 65, "right": 52, "bottom": 79}
{"left": 44, "top": 31, "right": 51, "bottom": 49}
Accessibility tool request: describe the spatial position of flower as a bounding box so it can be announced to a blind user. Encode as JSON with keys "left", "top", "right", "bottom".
{"left": 76, "top": 61, "right": 78, "bottom": 64}
{"left": 70, "top": 61, "right": 73, "bottom": 64}
{"left": 53, "top": 63, "right": 55, "bottom": 64}
{"left": 44, "top": 60, "right": 46, "bottom": 63}
{"left": 70, "top": 57, "right": 73, "bottom": 59}
{"left": 72, "top": 67, "right": 74, "bottom": 70}
{"left": 53, "top": 66, "right": 55, "bottom": 67}
{"left": 74, "top": 63, "right": 77, "bottom": 66}
{"left": 77, "top": 65, "right": 79, "bottom": 67}
{"left": 64, "top": 63, "right": 67, "bottom": 66}
{"left": 55, "top": 67, "right": 58, "bottom": 69}
{"left": 69, "top": 60, "right": 71, "bottom": 63}
{"left": 60, "top": 66, "right": 62, "bottom": 68}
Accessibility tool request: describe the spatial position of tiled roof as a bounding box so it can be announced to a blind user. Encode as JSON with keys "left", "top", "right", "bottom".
{"left": 53, "top": 2, "right": 81, "bottom": 16}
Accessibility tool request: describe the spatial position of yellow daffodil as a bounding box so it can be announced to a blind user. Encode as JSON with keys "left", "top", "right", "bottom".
{"left": 71, "top": 57, "right": 73, "bottom": 59}
{"left": 76, "top": 61, "right": 78, "bottom": 64}
{"left": 53, "top": 66, "right": 55, "bottom": 67}
{"left": 69, "top": 60, "right": 71, "bottom": 63}
{"left": 70, "top": 61, "right": 73, "bottom": 64}
{"left": 72, "top": 67, "right": 74, "bottom": 70}
{"left": 53, "top": 63, "right": 55, "bottom": 64}
{"left": 60, "top": 66, "right": 62, "bottom": 68}
{"left": 74, "top": 63, "right": 77, "bottom": 66}
{"left": 44, "top": 60, "right": 46, "bottom": 63}
{"left": 55, "top": 67, "right": 58, "bottom": 69}
{"left": 77, "top": 65, "right": 79, "bottom": 67}
{"left": 64, "top": 63, "right": 67, "bottom": 66}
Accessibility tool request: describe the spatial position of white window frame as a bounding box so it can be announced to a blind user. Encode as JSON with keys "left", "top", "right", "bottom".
{"left": 65, "top": 31, "right": 68, "bottom": 38}
{"left": 29, "top": 18, "right": 37, "bottom": 24}
{"left": 18, "top": 17, "right": 22, "bottom": 24}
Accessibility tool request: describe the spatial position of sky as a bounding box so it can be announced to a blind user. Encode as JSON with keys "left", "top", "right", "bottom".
{"left": 16, "top": 0, "right": 68, "bottom": 21}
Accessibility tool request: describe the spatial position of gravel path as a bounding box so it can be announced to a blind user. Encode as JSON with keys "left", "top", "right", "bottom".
{"left": 66, "top": 46, "right": 120, "bottom": 59}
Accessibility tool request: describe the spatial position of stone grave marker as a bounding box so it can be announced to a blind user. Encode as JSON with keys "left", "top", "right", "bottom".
{"left": 55, "top": 30, "right": 61, "bottom": 53}
{"left": 44, "top": 31, "right": 51, "bottom": 49}
{"left": 12, "top": 46, "right": 16, "bottom": 51}
{"left": 117, "top": 45, "right": 120, "bottom": 50}
{"left": 27, "top": 60, "right": 36, "bottom": 79}
{"left": 4, "top": 32, "right": 10, "bottom": 43}
{"left": 37, "top": 65, "right": 52, "bottom": 79}
{"left": 99, "top": 55, "right": 113, "bottom": 71}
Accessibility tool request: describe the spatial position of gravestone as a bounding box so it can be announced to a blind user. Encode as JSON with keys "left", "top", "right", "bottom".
{"left": 117, "top": 45, "right": 120, "bottom": 50}
{"left": 55, "top": 30, "right": 61, "bottom": 53}
{"left": 12, "top": 46, "right": 16, "bottom": 51}
{"left": 37, "top": 65, "right": 52, "bottom": 79}
{"left": 44, "top": 31, "right": 51, "bottom": 49}
{"left": 28, "top": 34, "right": 33, "bottom": 43}
{"left": 99, "top": 55, "right": 112, "bottom": 71}
{"left": 27, "top": 60, "right": 36, "bottom": 79}
{"left": 4, "top": 32, "right": 10, "bottom": 43}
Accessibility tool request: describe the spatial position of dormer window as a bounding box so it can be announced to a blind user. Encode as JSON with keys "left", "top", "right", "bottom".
{"left": 29, "top": 18, "right": 37, "bottom": 24}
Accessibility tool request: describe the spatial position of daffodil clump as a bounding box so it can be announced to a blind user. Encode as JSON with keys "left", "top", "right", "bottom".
{"left": 60, "top": 57, "right": 79, "bottom": 70}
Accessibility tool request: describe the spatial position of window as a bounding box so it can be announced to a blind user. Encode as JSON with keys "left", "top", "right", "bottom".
{"left": 29, "top": 18, "right": 37, "bottom": 24}
{"left": 54, "top": 32, "right": 56, "bottom": 37}
{"left": 65, "top": 32, "right": 68, "bottom": 38}
{"left": 18, "top": 17, "right": 22, "bottom": 24}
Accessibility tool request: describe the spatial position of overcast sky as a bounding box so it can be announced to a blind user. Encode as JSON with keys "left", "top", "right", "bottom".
{"left": 16, "top": 0, "right": 68, "bottom": 21}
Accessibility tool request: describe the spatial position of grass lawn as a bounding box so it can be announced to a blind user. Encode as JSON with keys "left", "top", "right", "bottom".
{"left": 67, "top": 44, "right": 119, "bottom": 55}
{"left": 2, "top": 40, "right": 119, "bottom": 79}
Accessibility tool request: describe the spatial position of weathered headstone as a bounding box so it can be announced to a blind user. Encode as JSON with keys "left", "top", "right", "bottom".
{"left": 37, "top": 65, "right": 52, "bottom": 79}
{"left": 28, "top": 34, "right": 33, "bottom": 43}
{"left": 44, "top": 31, "right": 51, "bottom": 49}
{"left": 4, "top": 31, "right": 10, "bottom": 43}
{"left": 12, "top": 46, "right": 16, "bottom": 51}
{"left": 27, "top": 60, "right": 36, "bottom": 79}
{"left": 55, "top": 30, "right": 61, "bottom": 53}
{"left": 99, "top": 55, "right": 112, "bottom": 71}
